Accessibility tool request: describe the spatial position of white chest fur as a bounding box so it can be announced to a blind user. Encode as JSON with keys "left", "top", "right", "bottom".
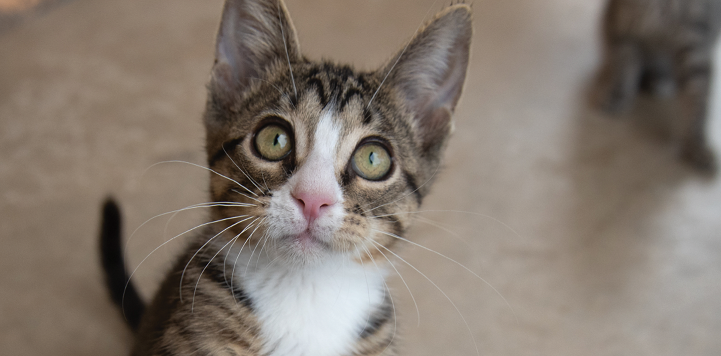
{"left": 237, "top": 253, "right": 387, "bottom": 356}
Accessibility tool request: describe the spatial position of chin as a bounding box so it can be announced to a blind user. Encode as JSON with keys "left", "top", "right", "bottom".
{"left": 272, "top": 233, "right": 336, "bottom": 266}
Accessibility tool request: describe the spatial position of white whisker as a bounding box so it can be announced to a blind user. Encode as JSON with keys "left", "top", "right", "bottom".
{"left": 162, "top": 202, "right": 256, "bottom": 241}
{"left": 125, "top": 201, "right": 255, "bottom": 257}
{"left": 367, "top": 238, "right": 480, "bottom": 356}
{"left": 362, "top": 236, "right": 420, "bottom": 326}
{"left": 359, "top": 244, "right": 397, "bottom": 354}
{"left": 222, "top": 233, "right": 242, "bottom": 285}
{"left": 231, "top": 189, "right": 262, "bottom": 203}
{"left": 372, "top": 228, "right": 516, "bottom": 321}
{"left": 260, "top": 171, "right": 270, "bottom": 193}
{"left": 192, "top": 224, "right": 252, "bottom": 312}
{"left": 373, "top": 209, "right": 524, "bottom": 241}
{"left": 364, "top": 164, "right": 439, "bottom": 214}
{"left": 223, "top": 218, "right": 260, "bottom": 291}
{"left": 413, "top": 215, "right": 470, "bottom": 247}
{"left": 255, "top": 229, "right": 274, "bottom": 269}
{"left": 180, "top": 217, "right": 253, "bottom": 303}
{"left": 145, "top": 160, "right": 258, "bottom": 197}
{"left": 370, "top": 212, "right": 470, "bottom": 247}
{"left": 244, "top": 221, "right": 269, "bottom": 275}
{"left": 125, "top": 214, "right": 248, "bottom": 308}
{"left": 224, "top": 218, "right": 260, "bottom": 289}
{"left": 223, "top": 145, "right": 265, "bottom": 195}
{"left": 231, "top": 217, "right": 266, "bottom": 295}
{"left": 265, "top": 251, "right": 283, "bottom": 269}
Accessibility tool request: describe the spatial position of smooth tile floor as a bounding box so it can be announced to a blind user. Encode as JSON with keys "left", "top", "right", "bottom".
{"left": 1, "top": 0, "right": 720, "bottom": 355}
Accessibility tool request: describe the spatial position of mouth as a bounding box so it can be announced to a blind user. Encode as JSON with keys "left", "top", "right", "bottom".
{"left": 285, "top": 230, "right": 332, "bottom": 252}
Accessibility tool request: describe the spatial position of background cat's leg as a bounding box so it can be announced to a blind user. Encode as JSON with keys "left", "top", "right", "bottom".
{"left": 677, "top": 49, "right": 717, "bottom": 174}
{"left": 595, "top": 41, "right": 644, "bottom": 114}
{"left": 640, "top": 54, "right": 676, "bottom": 98}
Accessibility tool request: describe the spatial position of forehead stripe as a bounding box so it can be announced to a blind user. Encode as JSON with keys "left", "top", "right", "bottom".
{"left": 209, "top": 136, "right": 244, "bottom": 167}
{"left": 402, "top": 170, "right": 423, "bottom": 205}
{"left": 339, "top": 88, "right": 363, "bottom": 112}
{"left": 306, "top": 77, "right": 328, "bottom": 107}
{"left": 362, "top": 107, "right": 373, "bottom": 125}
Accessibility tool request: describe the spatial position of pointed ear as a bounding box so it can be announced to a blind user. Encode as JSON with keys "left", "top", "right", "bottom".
{"left": 211, "top": 0, "right": 301, "bottom": 104}
{"left": 383, "top": 5, "right": 472, "bottom": 153}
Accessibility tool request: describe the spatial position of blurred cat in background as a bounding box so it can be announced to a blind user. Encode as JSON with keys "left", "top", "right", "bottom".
{"left": 596, "top": 0, "right": 721, "bottom": 174}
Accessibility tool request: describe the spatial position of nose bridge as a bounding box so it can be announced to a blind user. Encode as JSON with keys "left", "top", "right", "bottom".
{"left": 293, "top": 109, "right": 341, "bottom": 194}
{"left": 290, "top": 145, "right": 340, "bottom": 222}
{"left": 288, "top": 110, "right": 343, "bottom": 221}
{"left": 294, "top": 150, "right": 337, "bottom": 195}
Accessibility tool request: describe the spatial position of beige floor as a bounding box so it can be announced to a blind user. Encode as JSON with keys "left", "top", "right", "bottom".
{"left": 2, "top": 0, "right": 721, "bottom": 355}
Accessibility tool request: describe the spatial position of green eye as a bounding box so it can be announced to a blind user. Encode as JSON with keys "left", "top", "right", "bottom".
{"left": 255, "top": 125, "right": 292, "bottom": 161}
{"left": 351, "top": 143, "right": 392, "bottom": 181}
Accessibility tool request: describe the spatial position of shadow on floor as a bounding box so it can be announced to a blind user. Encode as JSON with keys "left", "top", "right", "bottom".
{"left": 562, "top": 79, "right": 710, "bottom": 311}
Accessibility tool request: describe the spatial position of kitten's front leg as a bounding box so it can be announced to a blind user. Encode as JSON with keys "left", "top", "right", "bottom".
{"left": 677, "top": 51, "right": 717, "bottom": 174}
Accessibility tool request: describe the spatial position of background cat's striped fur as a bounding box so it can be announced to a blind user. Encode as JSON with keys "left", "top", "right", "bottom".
{"left": 596, "top": 0, "right": 721, "bottom": 173}
{"left": 101, "top": 0, "right": 472, "bottom": 355}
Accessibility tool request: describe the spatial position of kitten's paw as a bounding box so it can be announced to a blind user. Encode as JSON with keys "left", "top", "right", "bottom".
{"left": 681, "top": 143, "right": 718, "bottom": 175}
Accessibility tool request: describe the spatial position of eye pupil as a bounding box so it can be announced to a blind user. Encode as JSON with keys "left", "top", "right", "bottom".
{"left": 368, "top": 152, "right": 377, "bottom": 165}
{"left": 274, "top": 133, "right": 287, "bottom": 148}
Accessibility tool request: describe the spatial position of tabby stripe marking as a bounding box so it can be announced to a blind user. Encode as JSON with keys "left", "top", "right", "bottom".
{"left": 209, "top": 137, "right": 244, "bottom": 167}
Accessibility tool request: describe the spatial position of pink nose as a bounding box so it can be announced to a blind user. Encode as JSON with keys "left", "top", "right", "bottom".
{"left": 292, "top": 190, "right": 335, "bottom": 222}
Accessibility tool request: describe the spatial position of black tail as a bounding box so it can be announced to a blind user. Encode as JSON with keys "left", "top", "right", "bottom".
{"left": 100, "top": 198, "right": 145, "bottom": 331}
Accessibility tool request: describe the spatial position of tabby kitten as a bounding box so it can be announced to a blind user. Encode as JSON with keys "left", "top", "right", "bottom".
{"left": 595, "top": 0, "right": 721, "bottom": 173}
{"left": 100, "top": 0, "right": 472, "bottom": 355}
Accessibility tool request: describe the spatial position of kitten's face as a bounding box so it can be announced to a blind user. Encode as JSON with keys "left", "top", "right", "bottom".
{"left": 203, "top": 0, "right": 471, "bottom": 264}
{"left": 207, "top": 64, "right": 423, "bottom": 263}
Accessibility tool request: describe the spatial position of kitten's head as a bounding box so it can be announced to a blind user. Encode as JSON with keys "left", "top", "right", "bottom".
{"left": 203, "top": 0, "right": 471, "bottom": 265}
